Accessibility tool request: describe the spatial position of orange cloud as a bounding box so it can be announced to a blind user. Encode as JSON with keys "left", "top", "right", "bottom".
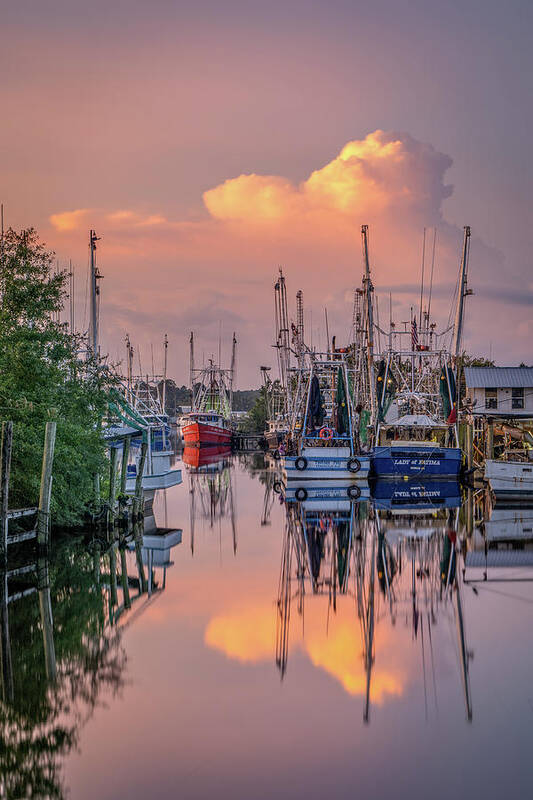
{"left": 49, "top": 208, "right": 92, "bottom": 231}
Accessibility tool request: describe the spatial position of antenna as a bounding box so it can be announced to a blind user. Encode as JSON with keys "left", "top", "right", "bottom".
{"left": 324, "top": 307, "right": 330, "bottom": 355}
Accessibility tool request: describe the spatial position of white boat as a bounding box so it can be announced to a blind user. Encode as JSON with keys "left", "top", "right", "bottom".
{"left": 125, "top": 467, "right": 182, "bottom": 492}
{"left": 485, "top": 459, "right": 533, "bottom": 498}
{"left": 284, "top": 357, "right": 370, "bottom": 481}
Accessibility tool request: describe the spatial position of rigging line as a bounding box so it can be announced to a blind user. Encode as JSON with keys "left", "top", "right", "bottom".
{"left": 427, "top": 227, "right": 437, "bottom": 323}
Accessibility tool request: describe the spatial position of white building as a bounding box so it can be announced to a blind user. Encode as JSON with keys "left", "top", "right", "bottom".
{"left": 464, "top": 367, "right": 533, "bottom": 418}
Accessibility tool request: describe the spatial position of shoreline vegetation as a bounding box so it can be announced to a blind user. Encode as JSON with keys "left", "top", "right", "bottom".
{"left": 0, "top": 228, "right": 115, "bottom": 527}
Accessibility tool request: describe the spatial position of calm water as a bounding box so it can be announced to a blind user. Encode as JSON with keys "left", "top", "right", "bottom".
{"left": 2, "top": 453, "right": 533, "bottom": 799}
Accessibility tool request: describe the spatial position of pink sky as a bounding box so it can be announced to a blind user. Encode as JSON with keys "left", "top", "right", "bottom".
{"left": 2, "top": 1, "right": 531, "bottom": 385}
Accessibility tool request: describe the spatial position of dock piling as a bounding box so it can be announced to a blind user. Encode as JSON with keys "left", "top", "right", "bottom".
{"left": 1, "top": 421, "right": 13, "bottom": 564}
{"left": 37, "top": 421, "right": 57, "bottom": 548}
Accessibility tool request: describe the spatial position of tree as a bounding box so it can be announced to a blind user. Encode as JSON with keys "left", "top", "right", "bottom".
{"left": 242, "top": 386, "right": 269, "bottom": 432}
{"left": 0, "top": 228, "right": 114, "bottom": 526}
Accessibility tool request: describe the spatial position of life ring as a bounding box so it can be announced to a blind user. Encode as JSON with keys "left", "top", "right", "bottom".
{"left": 295, "top": 487, "right": 308, "bottom": 501}
{"left": 347, "top": 485, "right": 361, "bottom": 500}
{"left": 295, "top": 456, "right": 308, "bottom": 471}
{"left": 319, "top": 427, "right": 333, "bottom": 441}
{"left": 347, "top": 457, "right": 361, "bottom": 473}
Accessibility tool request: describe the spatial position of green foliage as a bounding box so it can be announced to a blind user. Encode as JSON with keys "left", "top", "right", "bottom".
{"left": 242, "top": 386, "right": 269, "bottom": 432}
{"left": 0, "top": 228, "right": 114, "bottom": 525}
{"left": 461, "top": 352, "right": 495, "bottom": 367}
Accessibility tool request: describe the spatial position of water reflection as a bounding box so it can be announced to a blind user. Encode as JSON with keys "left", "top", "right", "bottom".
{"left": 3, "top": 454, "right": 533, "bottom": 799}
{"left": 183, "top": 445, "right": 237, "bottom": 554}
{"left": 0, "top": 506, "right": 181, "bottom": 799}
{"left": 276, "top": 475, "right": 475, "bottom": 723}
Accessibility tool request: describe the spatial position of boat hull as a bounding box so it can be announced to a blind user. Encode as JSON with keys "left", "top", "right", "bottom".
{"left": 182, "top": 421, "right": 232, "bottom": 446}
{"left": 283, "top": 447, "right": 370, "bottom": 481}
{"left": 371, "top": 445, "right": 462, "bottom": 479}
{"left": 485, "top": 459, "right": 533, "bottom": 497}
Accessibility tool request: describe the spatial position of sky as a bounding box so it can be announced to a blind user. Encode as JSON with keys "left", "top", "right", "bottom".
{"left": 1, "top": 0, "right": 532, "bottom": 386}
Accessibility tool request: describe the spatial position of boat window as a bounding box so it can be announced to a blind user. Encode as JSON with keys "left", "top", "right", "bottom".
{"left": 485, "top": 388, "right": 498, "bottom": 410}
{"left": 512, "top": 387, "right": 525, "bottom": 409}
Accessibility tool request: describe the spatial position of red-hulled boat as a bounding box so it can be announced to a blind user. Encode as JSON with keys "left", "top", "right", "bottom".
{"left": 181, "top": 412, "right": 233, "bottom": 447}
{"left": 182, "top": 332, "right": 237, "bottom": 447}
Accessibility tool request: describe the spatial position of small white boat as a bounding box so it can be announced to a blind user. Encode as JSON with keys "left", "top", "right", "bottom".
{"left": 125, "top": 468, "right": 182, "bottom": 492}
{"left": 485, "top": 459, "right": 533, "bottom": 498}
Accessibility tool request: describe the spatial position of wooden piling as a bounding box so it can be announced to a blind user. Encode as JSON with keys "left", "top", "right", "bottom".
{"left": 120, "top": 436, "right": 130, "bottom": 495}
{"left": 0, "top": 421, "right": 13, "bottom": 565}
{"left": 37, "top": 421, "right": 57, "bottom": 548}
{"left": 465, "top": 422, "right": 473, "bottom": 471}
{"left": 485, "top": 419, "right": 494, "bottom": 461}
{"left": 108, "top": 445, "right": 118, "bottom": 540}
{"left": 109, "top": 445, "right": 118, "bottom": 508}
{"left": 135, "top": 441, "right": 148, "bottom": 499}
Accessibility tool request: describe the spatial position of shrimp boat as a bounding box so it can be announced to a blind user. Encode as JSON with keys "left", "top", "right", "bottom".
{"left": 181, "top": 332, "right": 236, "bottom": 447}
{"left": 283, "top": 356, "right": 370, "bottom": 481}
{"left": 353, "top": 225, "right": 470, "bottom": 480}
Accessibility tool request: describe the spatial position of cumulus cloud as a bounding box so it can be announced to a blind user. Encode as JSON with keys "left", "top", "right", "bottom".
{"left": 47, "top": 130, "right": 514, "bottom": 384}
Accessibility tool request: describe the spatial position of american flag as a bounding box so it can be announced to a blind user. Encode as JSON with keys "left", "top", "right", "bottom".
{"left": 411, "top": 317, "right": 418, "bottom": 350}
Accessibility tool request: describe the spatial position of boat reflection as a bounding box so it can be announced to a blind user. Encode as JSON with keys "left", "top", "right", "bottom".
{"left": 464, "top": 498, "right": 533, "bottom": 580}
{"left": 277, "top": 477, "right": 473, "bottom": 723}
{"left": 184, "top": 446, "right": 237, "bottom": 554}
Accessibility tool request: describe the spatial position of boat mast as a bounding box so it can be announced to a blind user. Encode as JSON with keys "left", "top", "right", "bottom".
{"left": 361, "top": 225, "right": 377, "bottom": 424}
{"left": 451, "top": 226, "right": 471, "bottom": 361}
{"left": 189, "top": 331, "right": 195, "bottom": 411}
{"left": 229, "top": 332, "right": 237, "bottom": 412}
{"left": 296, "top": 289, "right": 305, "bottom": 369}
{"left": 162, "top": 333, "right": 168, "bottom": 414}
{"left": 274, "top": 269, "right": 291, "bottom": 419}
{"left": 88, "top": 229, "right": 102, "bottom": 356}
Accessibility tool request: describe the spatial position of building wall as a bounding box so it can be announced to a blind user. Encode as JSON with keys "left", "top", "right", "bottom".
{"left": 468, "top": 386, "right": 533, "bottom": 416}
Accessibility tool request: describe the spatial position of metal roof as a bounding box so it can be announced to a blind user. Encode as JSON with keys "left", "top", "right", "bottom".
{"left": 463, "top": 367, "right": 533, "bottom": 388}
